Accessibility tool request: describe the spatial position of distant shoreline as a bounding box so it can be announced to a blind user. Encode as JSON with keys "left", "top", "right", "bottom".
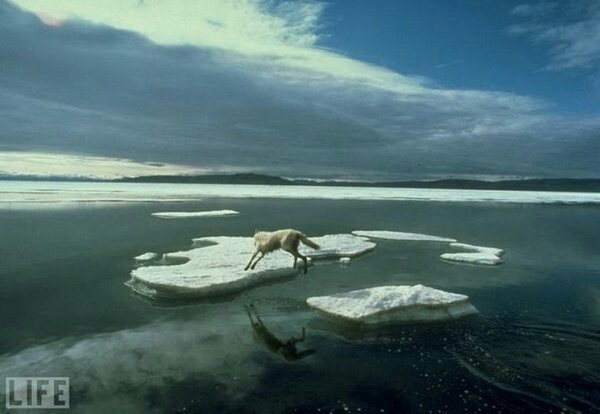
{"left": 2, "top": 173, "right": 600, "bottom": 192}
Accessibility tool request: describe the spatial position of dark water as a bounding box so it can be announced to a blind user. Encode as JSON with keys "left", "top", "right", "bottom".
{"left": 1, "top": 198, "right": 599, "bottom": 413}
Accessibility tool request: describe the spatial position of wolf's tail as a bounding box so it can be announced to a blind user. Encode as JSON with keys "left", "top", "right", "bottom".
{"left": 298, "top": 233, "right": 320, "bottom": 250}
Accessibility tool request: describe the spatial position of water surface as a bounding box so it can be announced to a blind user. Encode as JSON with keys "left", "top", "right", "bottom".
{"left": 0, "top": 184, "right": 599, "bottom": 413}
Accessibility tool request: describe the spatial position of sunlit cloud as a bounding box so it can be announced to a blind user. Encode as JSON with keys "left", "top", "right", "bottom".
{"left": 0, "top": 152, "right": 215, "bottom": 179}
{"left": 35, "top": 11, "right": 65, "bottom": 27}
{"left": 10, "top": 0, "right": 428, "bottom": 95}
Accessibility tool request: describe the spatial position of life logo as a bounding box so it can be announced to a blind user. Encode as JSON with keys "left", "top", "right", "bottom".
{"left": 5, "top": 377, "right": 69, "bottom": 409}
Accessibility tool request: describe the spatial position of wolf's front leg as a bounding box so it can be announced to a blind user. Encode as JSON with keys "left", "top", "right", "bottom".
{"left": 250, "top": 252, "right": 265, "bottom": 270}
{"left": 244, "top": 250, "right": 259, "bottom": 271}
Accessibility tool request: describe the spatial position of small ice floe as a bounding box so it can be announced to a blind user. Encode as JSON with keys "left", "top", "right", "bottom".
{"left": 301, "top": 234, "right": 376, "bottom": 260}
{"left": 352, "top": 230, "right": 456, "bottom": 243}
{"left": 306, "top": 284, "right": 478, "bottom": 325}
{"left": 151, "top": 210, "right": 239, "bottom": 219}
{"left": 339, "top": 257, "right": 352, "bottom": 265}
{"left": 134, "top": 252, "right": 159, "bottom": 261}
{"left": 440, "top": 243, "right": 505, "bottom": 265}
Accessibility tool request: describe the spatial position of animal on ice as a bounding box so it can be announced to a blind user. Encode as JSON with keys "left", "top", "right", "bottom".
{"left": 244, "top": 229, "right": 320, "bottom": 274}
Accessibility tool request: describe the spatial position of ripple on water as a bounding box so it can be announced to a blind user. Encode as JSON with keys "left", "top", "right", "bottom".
{"left": 448, "top": 317, "right": 600, "bottom": 413}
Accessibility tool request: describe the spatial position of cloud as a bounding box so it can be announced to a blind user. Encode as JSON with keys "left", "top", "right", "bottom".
{"left": 510, "top": 2, "right": 558, "bottom": 18}
{"left": 509, "top": 1, "right": 600, "bottom": 70}
{"left": 13, "top": 0, "right": 324, "bottom": 51}
{"left": 8, "top": 0, "right": 428, "bottom": 96}
{"left": 1, "top": 0, "right": 599, "bottom": 179}
{"left": 0, "top": 152, "right": 211, "bottom": 179}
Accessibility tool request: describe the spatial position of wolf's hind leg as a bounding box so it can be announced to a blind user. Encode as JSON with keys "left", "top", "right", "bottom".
{"left": 292, "top": 238, "right": 308, "bottom": 273}
{"left": 299, "top": 254, "right": 308, "bottom": 274}
{"left": 291, "top": 249, "right": 308, "bottom": 274}
{"left": 284, "top": 247, "right": 305, "bottom": 273}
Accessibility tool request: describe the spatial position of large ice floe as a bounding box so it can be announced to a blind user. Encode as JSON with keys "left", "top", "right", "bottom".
{"left": 353, "top": 230, "right": 456, "bottom": 243}
{"left": 129, "top": 234, "right": 375, "bottom": 299}
{"left": 306, "top": 284, "right": 478, "bottom": 325}
{"left": 151, "top": 210, "right": 239, "bottom": 218}
{"left": 440, "top": 243, "right": 505, "bottom": 265}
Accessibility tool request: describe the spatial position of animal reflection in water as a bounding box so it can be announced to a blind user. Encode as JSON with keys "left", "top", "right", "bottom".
{"left": 245, "top": 304, "right": 315, "bottom": 361}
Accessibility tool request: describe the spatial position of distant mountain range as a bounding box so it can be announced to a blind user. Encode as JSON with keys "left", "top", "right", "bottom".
{"left": 119, "top": 173, "right": 291, "bottom": 185}
{"left": 116, "top": 173, "right": 600, "bottom": 192}
{"left": 2, "top": 172, "right": 600, "bottom": 192}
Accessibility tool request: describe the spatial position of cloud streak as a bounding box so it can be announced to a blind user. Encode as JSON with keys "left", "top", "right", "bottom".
{"left": 509, "top": 1, "right": 600, "bottom": 71}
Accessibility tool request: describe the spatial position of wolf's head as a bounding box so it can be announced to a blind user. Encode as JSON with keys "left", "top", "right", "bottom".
{"left": 253, "top": 231, "right": 270, "bottom": 247}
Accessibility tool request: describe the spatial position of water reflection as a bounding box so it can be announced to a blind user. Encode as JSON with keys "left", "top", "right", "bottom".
{"left": 0, "top": 313, "right": 264, "bottom": 413}
{"left": 245, "top": 304, "right": 315, "bottom": 361}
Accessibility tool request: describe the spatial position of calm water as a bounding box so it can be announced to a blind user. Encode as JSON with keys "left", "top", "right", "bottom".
{"left": 1, "top": 188, "right": 599, "bottom": 413}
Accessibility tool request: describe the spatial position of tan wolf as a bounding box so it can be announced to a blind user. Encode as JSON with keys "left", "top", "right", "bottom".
{"left": 244, "top": 229, "right": 320, "bottom": 274}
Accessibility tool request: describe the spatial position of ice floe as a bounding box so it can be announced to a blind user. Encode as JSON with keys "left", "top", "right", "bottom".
{"left": 353, "top": 230, "right": 456, "bottom": 243}
{"left": 301, "top": 234, "right": 375, "bottom": 260}
{"left": 3, "top": 181, "right": 600, "bottom": 207}
{"left": 151, "top": 209, "right": 239, "bottom": 218}
{"left": 306, "top": 284, "right": 478, "bottom": 325}
{"left": 449, "top": 242, "right": 504, "bottom": 257}
{"left": 129, "top": 234, "right": 375, "bottom": 299}
{"left": 441, "top": 243, "right": 504, "bottom": 265}
{"left": 130, "top": 237, "right": 300, "bottom": 298}
{"left": 352, "top": 230, "right": 505, "bottom": 266}
{"left": 134, "top": 252, "right": 159, "bottom": 261}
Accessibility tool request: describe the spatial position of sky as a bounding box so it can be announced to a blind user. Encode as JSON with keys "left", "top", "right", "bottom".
{"left": 1, "top": 0, "right": 599, "bottom": 180}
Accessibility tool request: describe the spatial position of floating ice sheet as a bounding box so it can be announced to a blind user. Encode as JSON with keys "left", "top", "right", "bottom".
{"left": 129, "top": 234, "right": 375, "bottom": 299}
{"left": 301, "top": 234, "right": 375, "bottom": 260}
{"left": 130, "top": 237, "right": 298, "bottom": 299}
{"left": 307, "top": 284, "right": 478, "bottom": 325}
{"left": 440, "top": 252, "right": 502, "bottom": 265}
{"left": 2, "top": 181, "right": 600, "bottom": 207}
{"left": 353, "top": 230, "right": 456, "bottom": 243}
{"left": 134, "top": 252, "right": 159, "bottom": 261}
{"left": 151, "top": 210, "right": 239, "bottom": 218}
{"left": 441, "top": 243, "right": 504, "bottom": 265}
